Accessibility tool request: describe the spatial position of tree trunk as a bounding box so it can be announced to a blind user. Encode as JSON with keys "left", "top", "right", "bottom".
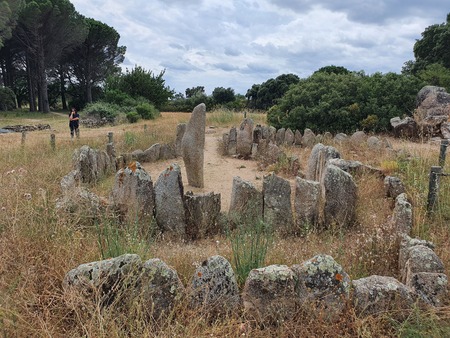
{"left": 36, "top": 41, "right": 49, "bottom": 113}
{"left": 59, "top": 65, "right": 67, "bottom": 110}
{"left": 26, "top": 51, "right": 36, "bottom": 112}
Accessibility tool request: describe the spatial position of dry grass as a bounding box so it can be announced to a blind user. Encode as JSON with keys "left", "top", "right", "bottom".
{"left": 1, "top": 111, "right": 449, "bottom": 337}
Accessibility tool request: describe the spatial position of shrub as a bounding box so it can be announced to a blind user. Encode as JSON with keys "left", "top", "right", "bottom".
{"left": 135, "top": 102, "right": 160, "bottom": 120}
{"left": 0, "top": 87, "right": 16, "bottom": 111}
{"left": 83, "top": 101, "right": 120, "bottom": 121}
{"left": 126, "top": 111, "right": 140, "bottom": 123}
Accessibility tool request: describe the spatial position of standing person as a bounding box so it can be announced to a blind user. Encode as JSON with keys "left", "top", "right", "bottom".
{"left": 69, "top": 107, "right": 80, "bottom": 139}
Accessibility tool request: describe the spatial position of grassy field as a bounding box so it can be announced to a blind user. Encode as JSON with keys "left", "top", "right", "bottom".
{"left": 0, "top": 109, "right": 449, "bottom": 337}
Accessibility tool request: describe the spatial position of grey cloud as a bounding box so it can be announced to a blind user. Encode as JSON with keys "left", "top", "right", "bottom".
{"left": 224, "top": 47, "right": 241, "bottom": 56}
{"left": 213, "top": 62, "right": 240, "bottom": 71}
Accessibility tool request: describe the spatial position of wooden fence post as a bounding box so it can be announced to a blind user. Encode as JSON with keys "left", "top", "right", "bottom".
{"left": 108, "top": 131, "right": 114, "bottom": 144}
{"left": 427, "top": 166, "right": 442, "bottom": 212}
{"left": 21, "top": 131, "right": 26, "bottom": 146}
{"left": 439, "top": 139, "right": 449, "bottom": 167}
{"left": 50, "top": 133, "right": 56, "bottom": 151}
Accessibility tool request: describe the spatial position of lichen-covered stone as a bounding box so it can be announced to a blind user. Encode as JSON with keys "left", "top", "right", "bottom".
{"left": 189, "top": 256, "right": 240, "bottom": 315}
{"left": 334, "top": 133, "right": 348, "bottom": 143}
{"left": 253, "top": 124, "right": 263, "bottom": 144}
{"left": 159, "top": 143, "right": 177, "bottom": 161}
{"left": 242, "top": 265, "right": 297, "bottom": 323}
{"left": 294, "top": 130, "right": 302, "bottom": 145}
{"left": 399, "top": 234, "right": 435, "bottom": 274}
{"left": 306, "top": 143, "right": 340, "bottom": 181}
{"left": 291, "top": 255, "right": 350, "bottom": 314}
{"left": 131, "top": 149, "right": 144, "bottom": 161}
{"left": 236, "top": 118, "right": 254, "bottom": 158}
{"left": 110, "top": 162, "right": 155, "bottom": 224}
{"left": 352, "top": 275, "right": 416, "bottom": 316}
{"left": 401, "top": 245, "right": 444, "bottom": 283}
{"left": 137, "top": 258, "right": 185, "bottom": 319}
{"left": 143, "top": 143, "right": 161, "bottom": 163}
{"left": 321, "top": 164, "right": 357, "bottom": 227}
{"left": 302, "top": 128, "right": 316, "bottom": 148}
{"left": 181, "top": 103, "right": 206, "bottom": 187}
{"left": 350, "top": 131, "right": 366, "bottom": 145}
{"left": 384, "top": 176, "right": 406, "bottom": 199}
{"left": 263, "top": 172, "right": 294, "bottom": 232}
{"left": 56, "top": 187, "right": 105, "bottom": 225}
{"left": 175, "top": 123, "right": 186, "bottom": 157}
{"left": 406, "top": 272, "right": 448, "bottom": 307}
{"left": 73, "top": 145, "right": 114, "bottom": 184}
{"left": 229, "top": 176, "right": 263, "bottom": 224}
{"left": 63, "top": 254, "right": 142, "bottom": 307}
{"left": 391, "top": 193, "right": 412, "bottom": 235}
{"left": 227, "top": 127, "right": 237, "bottom": 155}
{"left": 154, "top": 163, "right": 186, "bottom": 236}
{"left": 276, "top": 128, "right": 285, "bottom": 145}
{"left": 294, "top": 177, "right": 320, "bottom": 230}
{"left": 284, "top": 128, "right": 295, "bottom": 145}
{"left": 367, "top": 136, "right": 382, "bottom": 149}
{"left": 184, "top": 191, "right": 221, "bottom": 239}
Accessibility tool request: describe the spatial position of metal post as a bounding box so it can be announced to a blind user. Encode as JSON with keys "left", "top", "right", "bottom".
{"left": 427, "top": 166, "right": 442, "bottom": 212}
{"left": 108, "top": 131, "right": 114, "bottom": 144}
{"left": 50, "top": 133, "right": 56, "bottom": 151}
{"left": 439, "top": 139, "right": 449, "bottom": 167}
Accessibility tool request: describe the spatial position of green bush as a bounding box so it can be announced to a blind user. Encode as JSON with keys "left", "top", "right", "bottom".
{"left": 83, "top": 101, "right": 120, "bottom": 121}
{"left": 135, "top": 102, "right": 160, "bottom": 120}
{"left": 0, "top": 87, "right": 16, "bottom": 111}
{"left": 126, "top": 111, "right": 140, "bottom": 123}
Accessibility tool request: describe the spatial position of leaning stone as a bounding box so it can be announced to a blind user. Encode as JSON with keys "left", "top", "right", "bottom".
{"left": 236, "top": 118, "right": 254, "bottom": 158}
{"left": 242, "top": 265, "right": 297, "bottom": 324}
{"left": 154, "top": 163, "right": 186, "bottom": 236}
{"left": 302, "top": 128, "right": 316, "bottom": 148}
{"left": 321, "top": 164, "right": 357, "bottom": 228}
{"left": 352, "top": 275, "right": 416, "bottom": 316}
{"left": 263, "top": 172, "right": 294, "bottom": 232}
{"left": 181, "top": 103, "right": 206, "bottom": 187}
{"left": 294, "top": 130, "right": 302, "bottom": 145}
{"left": 291, "top": 255, "right": 350, "bottom": 316}
{"left": 306, "top": 143, "right": 340, "bottom": 181}
{"left": 406, "top": 272, "right": 448, "bottom": 307}
{"left": 327, "top": 158, "right": 382, "bottom": 177}
{"left": 384, "top": 176, "right": 406, "bottom": 199}
{"left": 284, "top": 128, "right": 295, "bottom": 145}
{"left": 175, "top": 123, "right": 186, "bottom": 157}
{"left": 60, "top": 170, "right": 79, "bottom": 193}
{"left": 63, "top": 254, "right": 142, "bottom": 307}
{"left": 110, "top": 162, "right": 155, "bottom": 224}
{"left": 142, "top": 143, "right": 161, "bottom": 163}
{"left": 391, "top": 193, "right": 412, "bottom": 235}
{"left": 401, "top": 245, "right": 444, "bottom": 283}
{"left": 184, "top": 191, "right": 221, "bottom": 239}
{"left": 229, "top": 176, "right": 263, "bottom": 225}
{"left": 159, "top": 143, "right": 177, "bottom": 160}
{"left": 137, "top": 258, "right": 185, "bottom": 319}
{"left": 276, "top": 128, "right": 286, "bottom": 145}
{"left": 189, "top": 256, "right": 240, "bottom": 315}
{"left": 294, "top": 177, "right": 320, "bottom": 230}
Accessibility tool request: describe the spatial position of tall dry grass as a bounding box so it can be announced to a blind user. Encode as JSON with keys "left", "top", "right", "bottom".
{"left": 0, "top": 111, "right": 449, "bottom": 336}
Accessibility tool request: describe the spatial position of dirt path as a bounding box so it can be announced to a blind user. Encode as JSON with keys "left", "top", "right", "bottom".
{"left": 142, "top": 127, "right": 266, "bottom": 211}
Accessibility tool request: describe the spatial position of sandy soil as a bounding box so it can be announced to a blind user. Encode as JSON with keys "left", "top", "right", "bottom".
{"left": 142, "top": 127, "right": 267, "bottom": 211}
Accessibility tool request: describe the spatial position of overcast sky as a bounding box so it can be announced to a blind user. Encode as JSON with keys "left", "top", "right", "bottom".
{"left": 70, "top": 0, "right": 448, "bottom": 95}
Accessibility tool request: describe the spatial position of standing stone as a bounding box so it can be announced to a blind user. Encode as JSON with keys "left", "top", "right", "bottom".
{"left": 154, "top": 164, "right": 186, "bottom": 236}
{"left": 242, "top": 265, "right": 297, "bottom": 324}
{"left": 406, "top": 272, "right": 448, "bottom": 307}
{"left": 142, "top": 143, "right": 161, "bottom": 163}
{"left": 367, "top": 136, "right": 382, "bottom": 149}
{"left": 175, "top": 123, "right": 186, "bottom": 157}
{"left": 390, "top": 117, "right": 418, "bottom": 139}
{"left": 401, "top": 245, "right": 444, "bottom": 283}
{"left": 323, "top": 131, "right": 333, "bottom": 142}
{"left": 268, "top": 126, "right": 277, "bottom": 143}
{"left": 391, "top": 193, "right": 412, "bottom": 235}
{"left": 263, "top": 172, "right": 294, "bottom": 232}
{"left": 302, "top": 128, "right": 316, "bottom": 148}
{"left": 236, "top": 118, "right": 254, "bottom": 158}
{"left": 294, "top": 130, "right": 302, "bottom": 145}
{"left": 276, "top": 128, "right": 286, "bottom": 145}
{"left": 334, "top": 133, "right": 348, "bottom": 143}
{"left": 295, "top": 177, "right": 320, "bottom": 230}
{"left": 384, "top": 176, "right": 406, "bottom": 199}
{"left": 441, "top": 122, "right": 450, "bottom": 139}
{"left": 138, "top": 258, "right": 185, "bottom": 319}
{"left": 229, "top": 176, "right": 263, "bottom": 224}
{"left": 73, "top": 145, "right": 99, "bottom": 184}
{"left": 284, "top": 128, "right": 295, "bottom": 145}
{"left": 321, "top": 164, "right": 357, "bottom": 227}
{"left": 253, "top": 125, "right": 263, "bottom": 144}
{"left": 189, "top": 256, "right": 240, "bottom": 315}
{"left": 131, "top": 149, "right": 144, "bottom": 162}
{"left": 222, "top": 133, "right": 230, "bottom": 155}
{"left": 291, "top": 255, "right": 351, "bottom": 315}
{"left": 306, "top": 143, "right": 341, "bottom": 181}
{"left": 184, "top": 191, "right": 221, "bottom": 239}
{"left": 110, "top": 162, "right": 155, "bottom": 224}
{"left": 352, "top": 275, "right": 416, "bottom": 316}
{"left": 350, "top": 131, "right": 366, "bottom": 145}
{"left": 181, "top": 103, "right": 206, "bottom": 188}
{"left": 398, "top": 235, "right": 435, "bottom": 274}
{"left": 228, "top": 127, "right": 237, "bottom": 155}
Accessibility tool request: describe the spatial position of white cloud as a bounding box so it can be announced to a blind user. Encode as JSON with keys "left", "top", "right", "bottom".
{"left": 70, "top": 0, "right": 449, "bottom": 94}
